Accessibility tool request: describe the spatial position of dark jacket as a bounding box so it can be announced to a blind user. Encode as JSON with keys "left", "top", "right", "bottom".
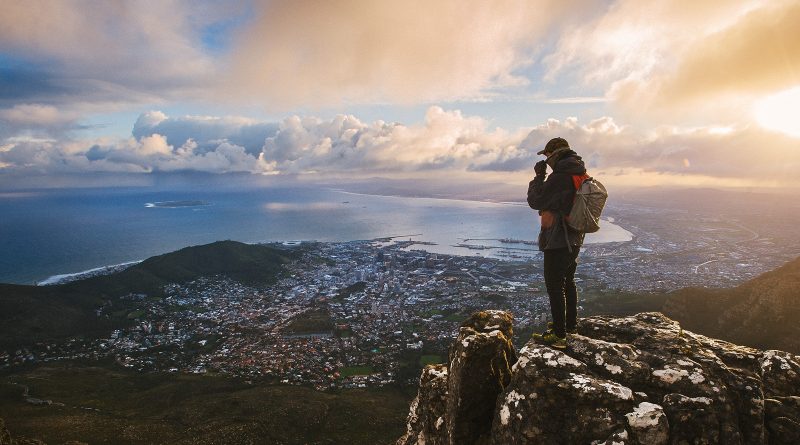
{"left": 527, "top": 150, "right": 587, "bottom": 251}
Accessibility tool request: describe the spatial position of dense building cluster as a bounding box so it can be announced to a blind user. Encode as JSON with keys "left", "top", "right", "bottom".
{"left": 2, "top": 242, "right": 554, "bottom": 389}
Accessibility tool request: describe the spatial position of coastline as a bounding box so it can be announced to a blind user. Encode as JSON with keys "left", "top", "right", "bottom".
{"left": 37, "top": 260, "right": 143, "bottom": 286}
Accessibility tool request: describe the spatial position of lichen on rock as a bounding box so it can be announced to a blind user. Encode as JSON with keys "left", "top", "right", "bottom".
{"left": 446, "top": 310, "right": 517, "bottom": 444}
{"left": 624, "top": 402, "right": 668, "bottom": 445}
{"left": 396, "top": 364, "right": 449, "bottom": 445}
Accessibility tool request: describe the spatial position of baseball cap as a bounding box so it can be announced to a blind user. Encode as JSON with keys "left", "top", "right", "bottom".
{"left": 537, "top": 137, "right": 569, "bottom": 155}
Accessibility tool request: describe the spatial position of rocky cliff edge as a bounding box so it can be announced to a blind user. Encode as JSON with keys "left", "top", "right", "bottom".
{"left": 397, "top": 311, "right": 800, "bottom": 445}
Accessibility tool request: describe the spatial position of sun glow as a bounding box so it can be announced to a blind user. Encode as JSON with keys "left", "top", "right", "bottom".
{"left": 754, "top": 87, "right": 800, "bottom": 138}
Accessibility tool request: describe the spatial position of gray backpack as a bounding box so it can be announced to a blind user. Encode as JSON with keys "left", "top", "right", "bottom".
{"left": 566, "top": 176, "right": 607, "bottom": 233}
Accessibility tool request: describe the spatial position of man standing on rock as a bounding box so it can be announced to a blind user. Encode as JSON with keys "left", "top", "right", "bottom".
{"left": 527, "top": 137, "right": 589, "bottom": 350}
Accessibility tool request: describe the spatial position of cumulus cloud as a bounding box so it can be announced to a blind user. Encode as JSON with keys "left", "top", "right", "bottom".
{"left": 0, "top": 133, "right": 263, "bottom": 175}
{"left": 132, "top": 111, "right": 279, "bottom": 156}
{"left": 2, "top": 107, "right": 531, "bottom": 175}
{"left": 2, "top": 107, "right": 799, "bottom": 189}
{"left": 256, "top": 107, "right": 532, "bottom": 174}
{"left": 225, "top": 0, "right": 590, "bottom": 107}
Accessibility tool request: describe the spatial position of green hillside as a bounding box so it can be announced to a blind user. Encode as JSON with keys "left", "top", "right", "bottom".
{"left": 662, "top": 256, "right": 800, "bottom": 353}
{"left": 0, "top": 363, "right": 410, "bottom": 445}
{"left": 66, "top": 240, "right": 299, "bottom": 296}
{"left": 0, "top": 241, "right": 299, "bottom": 348}
{"left": 0, "top": 282, "right": 112, "bottom": 349}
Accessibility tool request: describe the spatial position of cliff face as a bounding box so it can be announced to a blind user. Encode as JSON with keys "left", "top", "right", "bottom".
{"left": 397, "top": 311, "right": 800, "bottom": 445}
{"left": 662, "top": 256, "right": 800, "bottom": 354}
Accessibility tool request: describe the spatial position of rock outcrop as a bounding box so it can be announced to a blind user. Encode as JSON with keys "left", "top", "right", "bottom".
{"left": 398, "top": 310, "right": 517, "bottom": 445}
{"left": 398, "top": 311, "right": 800, "bottom": 444}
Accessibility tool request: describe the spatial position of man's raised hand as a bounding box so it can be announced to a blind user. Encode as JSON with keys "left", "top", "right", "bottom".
{"left": 534, "top": 160, "right": 548, "bottom": 176}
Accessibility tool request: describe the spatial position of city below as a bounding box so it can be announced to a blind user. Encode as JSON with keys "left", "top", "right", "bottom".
{"left": 3, "top": 202, "right": 798, "bottom": 393}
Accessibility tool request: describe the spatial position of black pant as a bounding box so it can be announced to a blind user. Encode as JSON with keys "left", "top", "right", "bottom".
{"left": 543, "top": 247, "right": 580, "bottom": 337}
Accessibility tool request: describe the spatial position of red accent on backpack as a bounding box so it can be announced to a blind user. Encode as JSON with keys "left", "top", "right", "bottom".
{"left": 566, "top": 173, "right": 591, "bottom": 223}
{"left": 572, "top": 174, "right": 590, "bottom": 190}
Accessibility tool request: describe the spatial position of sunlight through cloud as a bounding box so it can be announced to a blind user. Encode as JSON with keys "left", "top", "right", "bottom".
{"left": 755, "top": 86, "right": 800, "bottom": 138}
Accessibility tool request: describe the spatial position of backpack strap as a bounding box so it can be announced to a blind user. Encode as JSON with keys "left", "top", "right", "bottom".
{"left": 560, "top": 214, "right": 572, "bottom": 254}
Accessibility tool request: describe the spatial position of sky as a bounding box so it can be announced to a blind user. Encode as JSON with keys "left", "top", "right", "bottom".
{"left": 1, "top": 0, "right": 799, "bottom": 191}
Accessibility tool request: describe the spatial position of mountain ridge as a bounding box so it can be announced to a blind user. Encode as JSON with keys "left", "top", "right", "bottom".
{"left": 662, "top": 256, "right": 800, "bottom": 353}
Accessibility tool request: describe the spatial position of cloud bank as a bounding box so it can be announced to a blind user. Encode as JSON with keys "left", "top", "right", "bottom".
{"left": 2, "top": 108, "right": 798, "bottom": 189}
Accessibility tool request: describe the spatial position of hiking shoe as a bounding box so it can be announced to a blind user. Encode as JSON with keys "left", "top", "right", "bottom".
{"left": 531, "top": 328, "right": 552, "bottom": 342}
{"left": 546, "top": 322, "right": 578, "bottom": 335}
{"left": 534, "top": 331, "right": 567, "bottom": 350}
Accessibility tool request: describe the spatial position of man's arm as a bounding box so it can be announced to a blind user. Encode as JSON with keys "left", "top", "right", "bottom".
{"left": 527, "top": 174, "right": 546, "bottom": 209}
{"left": 527, "top": 160, "right": 550, "bottom": 210}
{"left": 528, "top": 172, "right": 570, "bottom": 211}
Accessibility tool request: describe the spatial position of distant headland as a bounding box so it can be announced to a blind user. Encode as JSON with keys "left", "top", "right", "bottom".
{"left": 144, "top": 200, "right": 210, "bottom": 208}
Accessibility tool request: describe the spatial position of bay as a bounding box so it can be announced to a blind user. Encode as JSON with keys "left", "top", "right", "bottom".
{"left": 0, "top": 186, "right": 631, "bottom": 284}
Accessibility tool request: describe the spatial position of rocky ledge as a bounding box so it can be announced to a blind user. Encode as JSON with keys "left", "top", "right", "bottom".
{"left": 397, "top": 311, "right": 800, "bottom": 445}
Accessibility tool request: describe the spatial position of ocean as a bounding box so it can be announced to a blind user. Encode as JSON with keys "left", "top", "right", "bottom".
{"left": 0, "top": 186, "right": 632, "bottom": 284}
